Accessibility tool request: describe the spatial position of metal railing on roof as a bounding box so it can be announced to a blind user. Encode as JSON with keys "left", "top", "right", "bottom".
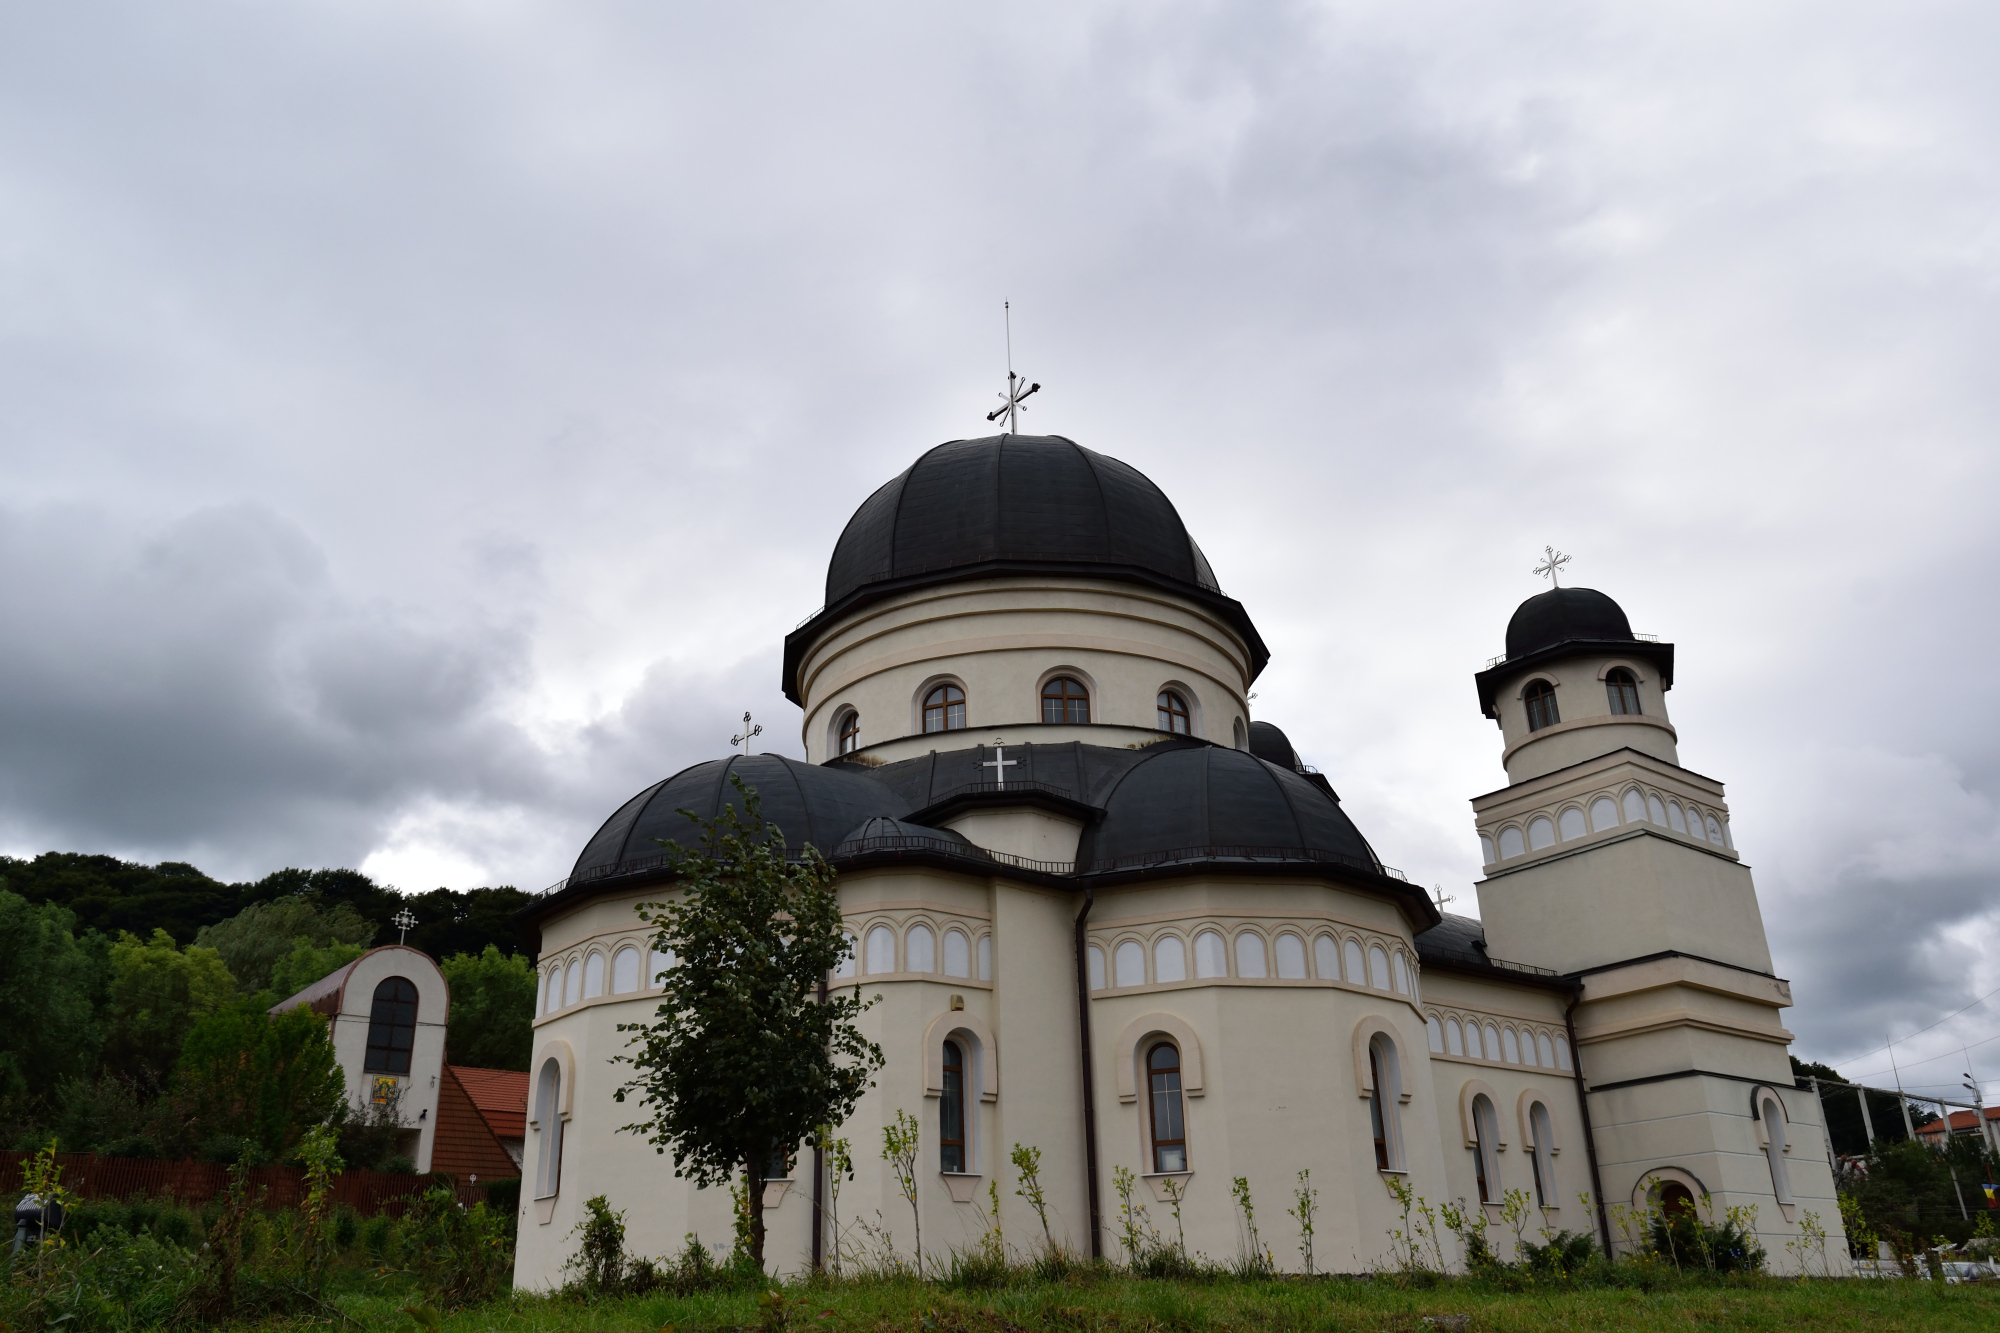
{"left": 1077, "top": 844, "right": 1405, "bottom": 881}
{"left": 1484, "top": 632, "right": 1660, "bottom": 670}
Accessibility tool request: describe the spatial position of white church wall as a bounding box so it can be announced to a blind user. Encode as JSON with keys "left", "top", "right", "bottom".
{"left": 794, "top": 577, "right": 1253, "bottom": 764}
{"left": 323, "top": 946, "right": 447, "bottom": 1173}
{"left": 1488, "top": 653, "right": 1679, "bottom": 783}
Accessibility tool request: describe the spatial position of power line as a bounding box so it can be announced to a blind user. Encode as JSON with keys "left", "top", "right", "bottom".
{"left": 1843, "top": 1029, "right": 2000, "bottom": 1085}
{"left": 1820, "top": 980, "right": 2000, "bottom": 1073}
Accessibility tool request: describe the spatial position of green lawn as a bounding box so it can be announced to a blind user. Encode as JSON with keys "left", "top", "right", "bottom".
{"left": 312, "top": 1274, "right": 2000, "bottom": 1333}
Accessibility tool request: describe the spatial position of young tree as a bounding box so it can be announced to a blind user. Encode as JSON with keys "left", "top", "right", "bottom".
{"left": 176, "top": 1003, "right": 345, "bottom": 1160}
{"left": 614, "top": 777, "right": 883, "bottom": 1268}
{"left": 0, "top": 891, "right": 104, "bottom": 1100}
{"left": 442, "top": 944, "right": 538, "bottom": 1071}
{"left": 104, "top": 928, "right": 236, "bottom": 1087}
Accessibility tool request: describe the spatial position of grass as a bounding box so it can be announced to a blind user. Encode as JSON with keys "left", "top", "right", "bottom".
{"left": 295, "top": 1269, "right": 2000, "bottom": 1333}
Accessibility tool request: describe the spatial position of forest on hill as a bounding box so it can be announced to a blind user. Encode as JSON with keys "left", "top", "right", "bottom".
{"left": 0, "top": 852, "right": 542, "bottom": 1171}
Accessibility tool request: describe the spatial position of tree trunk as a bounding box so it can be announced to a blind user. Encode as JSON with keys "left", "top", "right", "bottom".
{"left": 746, "top": 1148, "right": 767, "bottom": 1268}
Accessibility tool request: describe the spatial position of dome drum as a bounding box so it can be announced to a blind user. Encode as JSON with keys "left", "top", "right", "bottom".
{"left": 1474, "top": 587, "right": 1674, "bottom": 719}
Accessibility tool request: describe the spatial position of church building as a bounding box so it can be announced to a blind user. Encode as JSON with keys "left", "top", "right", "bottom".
{"left": 512, "top": 434, "right": 1843, "bottom": 1283}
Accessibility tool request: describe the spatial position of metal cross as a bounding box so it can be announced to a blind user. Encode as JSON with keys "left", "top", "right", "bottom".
{"left": 1533, "top": 546, "right": 1571, "bottom": 588}
{"left": 391, "top": 907, "right": 417, "bottom": 944}
{"left": 731, "top": 711, "right": 762, "bottom": 756}
{"left": 1432, "top": 885, "right": 1456, "bottom": 912}
{"left": 985, "top": 301, "right": 1040, "bottom": 433}
{"left": 981, "top": 743, "right": 1017, "bottom": 788}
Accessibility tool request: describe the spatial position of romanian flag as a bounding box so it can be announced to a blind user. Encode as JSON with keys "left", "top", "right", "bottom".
{"left": 1983, "top": 1181, "right": 1998, "bottom": 1209}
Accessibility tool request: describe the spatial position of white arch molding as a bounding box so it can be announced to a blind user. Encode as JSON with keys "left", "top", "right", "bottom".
{"left": 1349, "top": 1015, "right": 1411, "bottom": 1104}
{"left": 922, "top": 1009, "right": 999, "bottom": 1102}
{"left": 1456, "top": 1077, "right": 1506, "bottom": 1149}
{"left": 528, "top": 1038, "right": 578, "bottom": 1225}
{"left": 1516, "top": 1087, "right": 1562, "bottom": 1156}
{"left": 1115, "top": 1012, "right": 1205, "bottom": 1103}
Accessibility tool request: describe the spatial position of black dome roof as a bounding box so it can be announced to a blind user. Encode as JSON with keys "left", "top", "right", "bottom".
{"left": 1246, "top": 721, "right": 1302, "bottom": 771}
{"left": 1076, "top": 745, "right": 1379, "bottom": 875}
{"left": 784, "top": 435, "right": 1268, "bottom": 701}
{"left": 824, "top": 434, "right": 1219, "bottom": 606}
{"left": 1505, "top": 587, "right": 1634, "bottom": 659}
{"left": 569, "top": 754, "right": 908, "bottom": 884}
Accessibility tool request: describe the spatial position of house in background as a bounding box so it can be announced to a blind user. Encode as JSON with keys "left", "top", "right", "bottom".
{"left": 274, "top": 945, "right": 527, "bottom": 1183}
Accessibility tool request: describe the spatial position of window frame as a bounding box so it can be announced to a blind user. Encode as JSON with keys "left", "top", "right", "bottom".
{"left": 1471, "top": 1094, "right": 1499, "bottom": 1203}
{"left": 1605, "top": 668, "right": 1642, "bottom": 716}
{"left": 1041, "top": 675, "right": 1091, "bottom": 725}
{"left": 837, "top": 709, "right": 861, "bottom": 755}
{"left": 922, "top": 683, "right": 967, "bottom": 734}
{"left": 940, "top": 1039, "right": 967, "bottom": 1173}
{"left": 1147, "top": 1042, "right": 1188, "bottom": 1173}
{"left": 363, "top": 976, "right": 419, "bottom": 1075}
{"left": 1156, "top": 689, "right": 1191, "bottom": 734}
{"left": 1523, "top": 679, "right": 1560, "bottom": 732}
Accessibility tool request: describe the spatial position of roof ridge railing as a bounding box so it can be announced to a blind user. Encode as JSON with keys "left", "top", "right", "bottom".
{"left": 1484, "top": 631, "right": 1661, "bottom": 670}
{"left": 1076, "top": 844, "right": 1405, "bottom": 881}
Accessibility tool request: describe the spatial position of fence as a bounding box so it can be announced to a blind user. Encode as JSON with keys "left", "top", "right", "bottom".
{"left": 0, "top": 1150, "right": 488, "bottom": 1216}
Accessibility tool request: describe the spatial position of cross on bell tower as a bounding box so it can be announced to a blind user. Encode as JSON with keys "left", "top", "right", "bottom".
{"left": 985, "top": 301, "right": 1040, "bottom": 433}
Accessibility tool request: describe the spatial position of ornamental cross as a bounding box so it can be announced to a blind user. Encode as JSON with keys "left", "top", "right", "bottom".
{"left": 391, "top": 907, "right": 417, "bottom": 944}
{"left": 1432, "top": 885, "right": 1456, "bottom": 912}
{"left": 981, "top": 743, "right": 1017, "bottom": 788}
{"left": 1533, "top": 546, "right": 1571, "bottom": 588}
{"left": 731, "top": 711, "right": 762, "bottom": 756}
{"left": 985, "top": 301, "right": 1040, "bottom": 433}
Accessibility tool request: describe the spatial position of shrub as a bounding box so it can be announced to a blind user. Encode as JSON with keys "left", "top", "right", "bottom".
{"left": 561, "top": 1194, "right": 658, "bottom": 1298}
{"left": 404, "top": 1185, "right": 515, "bottom": 1309}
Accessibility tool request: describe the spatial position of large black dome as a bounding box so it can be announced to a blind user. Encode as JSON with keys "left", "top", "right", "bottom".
{"left": 1505, "top": 587, "right": 1634, "bottom": 660}
{"left": 568, "top": 754, "right": 908, "bottom": 885}
{"left": 824, "top": 435, "right": 1219, "bottom": 606}
{"left": 1076, "top": 745, "right": 1380, "bottom": 875}
{"left": 785, "top": 435, "right": 1267, "bottom": 701}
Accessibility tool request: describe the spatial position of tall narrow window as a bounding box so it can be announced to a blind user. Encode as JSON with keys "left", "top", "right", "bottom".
{"left": 1472, "top": 1094, "right": 1499, "bottom": 1203}
{"left": 1761, "top": 1095, "right": 1794, "bottom": 1206}
{"left": 923, "top": 684, "right": 966, "bottom": 733}
{"left": 364, "top": 976, "right": 418, "bottom": 1074}
{"left": 1605, "top": 668, "right": 1641, "bottom": 716}
{"left": 1529, "top": 1102, "right": 1555, "bottom": 1207}
{"left": 1524, "top": 680, "right": 1560, "bottom": 732}
{"left": 1157, "top": 690, "right": 1191, "bottom": 734}
{"left": 837, "top": 710, "right": 861, "bottom": 755}
{"left": 940, "top": 1040, "right": 966, "bottom": 1173}
{"left": 534, "top": 1056, "right": 563, "bottom": 1199}
{"left": 1148, "top": 1043, "right": 1187, "bottom": 1172}
{"left": 1367, "top": 1044, "right": 1391, "bottom": 1169}
{"left": 1042, "top": 676, "right": 1090, "bottom": 724}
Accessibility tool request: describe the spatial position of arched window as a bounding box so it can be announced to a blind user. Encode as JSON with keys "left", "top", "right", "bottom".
{"left": 1503, "top": 1028, "right": 1521, "bottom": 1064}
{"left": 538, "top": 969, "right": 552, "bottom": 1015}
{"left": 923, "top": 684, "right": 966, "bottom": 733}
{"left": 1464, "top": 1023, "right": 1482, "bottom": 1060}
{"left": 651, "top": 947, "right": 675, "bottom": 986}
{"left": 1523, "top": 680, "right": 1560, "bottom": 732}
{"left": 1623, "top": 789, "right": 1647, "bottom": 823}
{"left": 1153, "top": 935, "right": 1187, "bottom": 983}
{"left": 1472, "top": 1094, "right": 1499, "bottom": 1203}
{"left": 1554, "top": 1035, "right": 1573, "bottom": 1071}
{"left": 1606, "top": 668, "right": 1641, "bottom": 716}
{"left": 1484, "top": 1024, "right": 1503, "bottom": 1062}
{"left": 1666, "top": 802, "right": 1688, "bottom": 834}
{"left": 1194, "top": 931, "right": 1227, "bottom": 978}
{"left": 534, "top": 1056, "right": 564, "bottom": 1199}
{"left": 1042, "top": 676, "right": 1090, "bottom": 724}
{"left": 1479, "top": 834, "right": 1496, "bottom": 864}
{"left": 1521, "top": 1030, "right": 1540, "bottom": 1067}
{"left": 1558, "top": 808, "right": 1587, "bottom": 840}
{"left": 1527, "top": 817, "right": 1556, "bottom": 851}
{"left": 583, "top": 952, "right": 606, "bottom": 999}
{"left": 365, "top": 976, "right": 419, "bottom": 1074}
{"left": 833, "top": 934, "right": 856, "bottom": 980}
{"left": 1367, "top": 1035, "right": 1402, "bottom": 1170}
{"left": 1114, "top": 940, "right": 1145, "bottom": 988}
{"left": 1499, "top": 827, "right": 1525, "bottom": 858}
{"left": 1529, "top": 1101, "right": 1556, "bottom": 1207}
{"left": 1761, "top": 1094, "right": 1794, "bottom": 1206}
{"left": 943, "top": 929, "right": 970, "bottom": 979}
{"left": 1391, "top": 951, "right": 1412, "bottom": 995}
{"left": 1538, "top": 1033, "right": 1556, "bottom": 1067}
{"left": 906, "top": 924, "right": 936, "bottom": 973}
{"left": 1157, "top": 690, "right": 1191, "bottom": 734}
{"left": 1647, "top": 793, "right": 1668, "bottom": 825}
{"left": 1232, "top": 718, "right": 1245, "bottom": 750}
{"left": 865, "top": 925, "right": 896, "bottom": 974}
{"left": 977, "top": 935, "right": 992, "bottom": 981}
{"left": 1705, "top": 815, "right": 1725, "bottom": 846}
{"left": 1313, "top": 934, "right": 1338, "bottom": 980}
{"left": 940, "top": 1040, "right": 966, "bottom": 1173}
{"left": 1235, "top": 932, "right": 1268, "bottom": 978}
{"left": 612, "top": 946, "right": 640, "bottom": 994}
{"left": 1590, "top": 797, "right": 1619, "bottom": 832}
{"left": 1427, "top": 1016, "right": 1443, "bottom": 1052}
{"left": 563, "top": 959, "right": 581, "bottom": 1006}
{"left": 1275, "top": 933, "right": 1307, "bottom": 979}
{"left": 1445, "top": 1020, "right": 1464, "bottom": 1056}
{"left": 1087, "top": 945, "right": 1106, "bottom": 990}
{"left": 837, "top": 710, "right": 861, "bottom": 756}
{"left": 1343, "top": 938, "right": 1366, "bottom": 983}
{"left": 1368, "top": 944, "right": 1390, "bottom": 990}
{"left": 1148, "top": 1043, "right": 1187, "bottom": 1172}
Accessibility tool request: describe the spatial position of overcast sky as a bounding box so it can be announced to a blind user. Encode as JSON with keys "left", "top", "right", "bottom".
{"left": 3, "top": 2, "right": 1996, "bottom": 1091}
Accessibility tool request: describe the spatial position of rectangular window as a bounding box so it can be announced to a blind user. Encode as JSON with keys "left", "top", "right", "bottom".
{"left": 1149, "top": 1048, "right": 1187, "bottom": 1173}
{"left": 940, "top": 1042, "right": 965, "bottom": 1173}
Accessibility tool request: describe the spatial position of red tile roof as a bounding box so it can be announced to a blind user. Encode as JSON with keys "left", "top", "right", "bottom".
{"left": 451, "top": 1065, "right": 529, "bottom": 1141}
{"left": 431, "top": 1066, "right": 521, "bottom": 1182}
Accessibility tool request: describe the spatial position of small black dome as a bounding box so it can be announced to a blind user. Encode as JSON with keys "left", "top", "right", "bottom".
{"left": 1505, "top": 587, "right": 1634, "bottom": 660}
{"left": 831, "top": 816, "right": 975, "bottom": 858}
{"left": 1246, "top": 721, "right": 1302, "bottom": 771}
{"left": 1077, "top": 745, "right": 1378, "bottom": 874}
{"left": 825, "top": 434, "right": 1219, "bottom": 606}
{"left": 570, "top": 754, "right": 905, "bottom": 883}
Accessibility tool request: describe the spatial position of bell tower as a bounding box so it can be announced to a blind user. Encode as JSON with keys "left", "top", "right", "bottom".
{"left": 1468, "top": 586, "right": 1845, "bottom": 1269}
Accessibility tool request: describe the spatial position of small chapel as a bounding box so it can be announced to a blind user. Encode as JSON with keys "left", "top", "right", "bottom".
{"left": 511, "top": 433, "right": 1844, "bottom": 1283}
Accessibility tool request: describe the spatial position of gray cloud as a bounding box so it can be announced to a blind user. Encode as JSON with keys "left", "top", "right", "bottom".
{"left": 0, "top": 1, "right": 1995, "bottom": 1068}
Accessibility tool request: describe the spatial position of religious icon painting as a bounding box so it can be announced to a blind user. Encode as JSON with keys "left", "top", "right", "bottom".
{"left": 372, "top": 1074, "right": 399, "bottom": 1105}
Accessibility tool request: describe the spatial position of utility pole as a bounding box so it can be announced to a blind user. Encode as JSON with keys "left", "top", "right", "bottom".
{"left": 1889, "top": 1036, "right": 1917, "bottom": 1141}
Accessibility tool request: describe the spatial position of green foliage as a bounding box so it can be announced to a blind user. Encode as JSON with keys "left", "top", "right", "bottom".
{"left": 1648, "top": 1205, "right": 1766, "bottom": 1273}
{"left": 404, "top": 1185, "right": 516, "bottom": 1309}
{"left": 1845, "top": 1136, "right": 2000, "bottom": 1247}
{"left": 614, "top": 777, "right": 886, "bottom": 1267}
{"left": 267, "top": 936, "right": 368, "bottom": 999}
{"left": 102, "top": 929, "right": 236, "bottom": 1088}
{"left": 1794, "top": 1056, "right": 1925, "bottom": 1152}
{"left": 561, "top": 1194, "right": 658, "bottom": 1298}
{"left": 293, "top": 1122, "right": 345, "bottom": 1294}
{"left": 442, "top": 944, "right": 538, "bottom": 1070}
{"left": 0, "top": 852, "right": 242, "bottom": 944}
{"left": 1012, "top": 1143, "right": 1055, "bottom": 1254}
{"left": 173, "top": 1002, "right": 345, "bottom": 1160}
{"left": 1288, "top": 1168, "right": 1318, "bottom": 1275}
{"left": 196, "top": 893, "right": 378, "bottom": 994}
{"left": 0, "top": 890, "right": 105, "bottom": 1100}
{"left": 883, "top": 1108, "right": 923, "bottom": 1276}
